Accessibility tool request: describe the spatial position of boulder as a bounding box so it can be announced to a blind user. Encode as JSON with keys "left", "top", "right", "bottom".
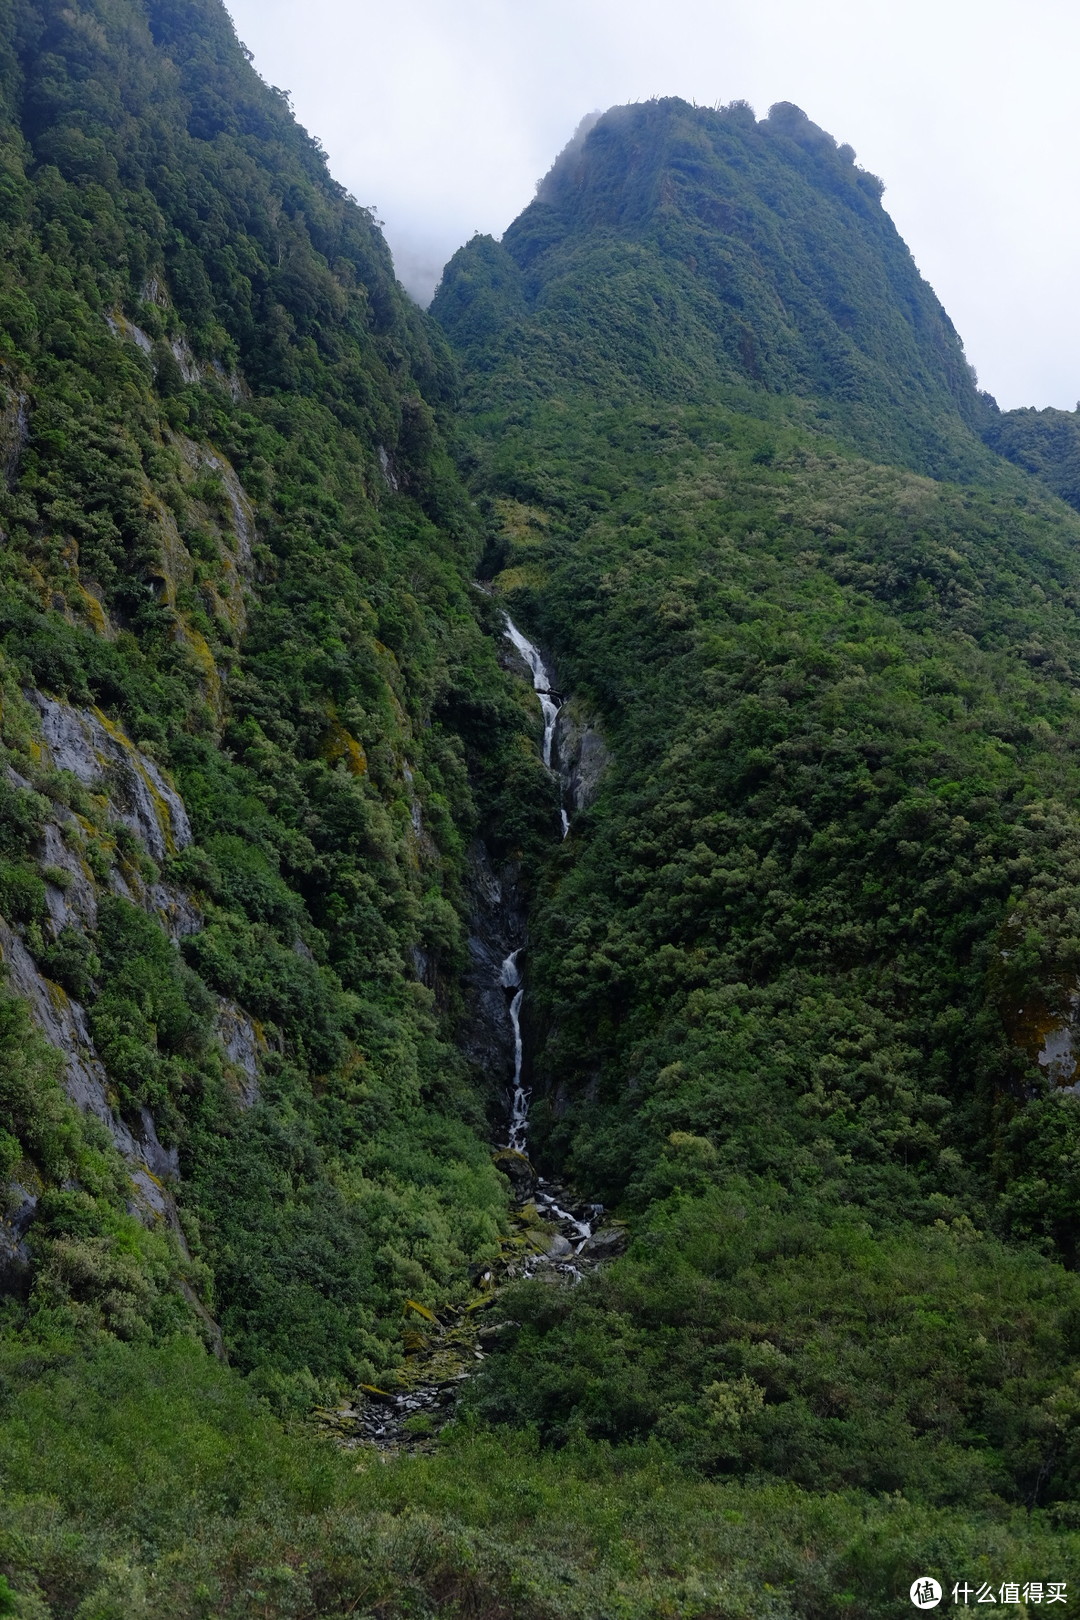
{"left": 579, "top": 1225, "right": 628, "bottom": 1259}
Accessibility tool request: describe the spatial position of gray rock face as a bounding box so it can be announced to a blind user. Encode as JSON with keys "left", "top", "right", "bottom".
{"left": 0, "top": 920, "right": 176, "bottom": 1225}
{"left": 579, "top": 1226, "right": 629, "bottom": 1259}
{"left": 146, "top": 881, "right": 202, "bottom": 942}
{"left": 216, "top": 998, "right": 262, "bottom": 1107}
{"left": 106, "top": 310, "right": 153, "bottom": 354}
{"left": 556, "top": 701, "right": 610, "bottom": 814}
{"left": 170, "top": 335, "right": 201, "bottom": 384}
{"left": 0, "top": 1183, "right": 37, "bottom": 1294}
{"left": 40, "top": 816, "right": 99, "bottom": 932}
{"left": 203, "top": 448, "right": 256, "bottom": 567}
{"left": 29, "top": 692, "right": 192, "bottom": 863}
{"left": 1, "top": 384, "right": 29, "bottom": 486}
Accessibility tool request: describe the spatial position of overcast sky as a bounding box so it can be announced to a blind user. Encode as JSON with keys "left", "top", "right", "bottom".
{"left": 224, "top": 0, "right": 1080, "bottom": 411}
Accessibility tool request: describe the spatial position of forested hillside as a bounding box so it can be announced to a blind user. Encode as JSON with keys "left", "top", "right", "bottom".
{"left": 0, "top": 9, "right": 1078, "bottom": 1617}
{"left": 434, "top": 95, "right": 1080, "bottom": 1588}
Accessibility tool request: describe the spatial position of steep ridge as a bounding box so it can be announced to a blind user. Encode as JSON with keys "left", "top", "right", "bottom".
{"left": 0, "top": 0, "right": 562, "bottom": 1402}
{"left": 437, "top": 97, "right": 995, "bottom": 480}
{"left": 436, "top": 100, "right": 1080, "bottom": 1524}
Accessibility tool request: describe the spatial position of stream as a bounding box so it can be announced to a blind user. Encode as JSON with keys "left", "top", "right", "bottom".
{"left": 500, "top": 615, "right": 567, "bottom": 1161}
{"left": 498, "top": 615, "right": 600, "bottom": 1258}
{"left": 318, "top": 615, "right": 621, "bottom": 1453}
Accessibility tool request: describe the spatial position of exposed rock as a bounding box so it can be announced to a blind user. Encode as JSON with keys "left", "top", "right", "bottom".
{"left": 201, "top": 447, "right": 257, "bottom": 567}
{"left": 0, "top": 920, "right": 176, "bottom": 1225}
{"left": 138, "top": 1107, "right": 180, "bottom": 1181}
{"left": 546, "top": 1233, "right": 574, "bottom": 1259}
{"left": 579, "top": 1225, "right": 629, "bottom": 1259}
{"left": 460, "top": 839, "right": 528, "bottom": 1091}
{"left": 40, "top": 817, "right": 98, "bottom": 932}
{"left": 377, "top": 445, "right": 399, "bottom": 492}
{"left": 28, "top": 692, "right": 192, "bottom": 863}
{"left": 146, "top": 881, "right": 202, "bottom": 941}
{"left": 211, "top": 359, "right": 246, "bottom": 402}
{"left": 0, "top": 1183, "right": 37, "bottom": 1294}
{"left": 491, "top": 1148, "right": 537, "bottom": 1197}
{"left": 170, "top": 335, "right": 201, "bottom": 384}
{"left": 105, "top": 309, "right": 152, "bottom": 354}
{"left": 556, "top": 699, "right": 610, "bottom": 814}
{"left": 0, "top": 383, "right": 29, "bottom": 486}
{"left": 1038, "top": 1005, "right": 1080, "bottom": 1092}
{"left": 216, "top": 997, "right": 262, "bottom": 1107}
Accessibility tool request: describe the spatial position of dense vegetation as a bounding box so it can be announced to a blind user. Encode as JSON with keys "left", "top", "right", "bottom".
{"left": 0, "top": 0, "right": 553, "bottom": 1414}
{"left": 1, "top": 9, "right": 1079, "bottom": 1615}
{"left": 434, "top": 95, "right": 1080, "bottom": 1586}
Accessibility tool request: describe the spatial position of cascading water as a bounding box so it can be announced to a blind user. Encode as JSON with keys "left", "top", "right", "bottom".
{"left": 501, "top": 948, "right": 527, "bottom": 1151}
{"left": 499, "top": 615, "right": 599, "bottom": 1255}
{"left": 341, "top": 614, "right": 607, "bottom": 1450}
{"left": 499, "top": 615, "right": 563, "bottom": 1156}
{"left": 503, "top": 617, "right": 562, "bottom": 769}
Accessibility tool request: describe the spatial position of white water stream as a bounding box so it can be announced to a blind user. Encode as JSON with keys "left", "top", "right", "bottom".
{"left": 499, "top": 616, "right": 597, "bottom": 1250}
{"left": 503, "top": 616, "right": 562, "bottom": 769}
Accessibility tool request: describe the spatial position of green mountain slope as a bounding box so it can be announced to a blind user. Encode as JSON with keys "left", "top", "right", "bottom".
{"left": 435, "top": 100, "right": 1080, "bottom": 1526}
{"left": 2, "top": 19, "right": 1080, "bottom": 1616}
{"left": 0, "top": 0, "right": 564, "bottom": 1398}
{"left": 985, "top": 402, "right": 1080, "bottom": 512}
{"left": 437, "top": 97, "right": 994, "bottom": 480}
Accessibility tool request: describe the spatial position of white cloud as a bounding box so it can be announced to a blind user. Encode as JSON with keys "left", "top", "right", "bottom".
{"left": 225, "top": 0, "right": 1080, "bottom": 408}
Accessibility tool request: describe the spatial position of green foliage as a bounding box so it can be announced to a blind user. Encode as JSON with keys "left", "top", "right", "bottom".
{"left": 984, "top": 402, "right": 1080, "bottom": 512}
{"left": 434, "top": 93, "right": 1080, "bottom": 1551}
{"left": 434, "top": 98, "right": 992, "bottom": 483}
{"left": 88, "top": 896, "right": 212, "bottom": 1122}
{"left": 0, "top": 0, "right": 534, "bottom": 1398}
{"left": 0, "top": 1333, "right": 1075, "bottom": 1618}
{"left": 0, "top": 985, "right": 199, "bottom": 1343}
{"left": 3, "top": 11, "right": 1080, "bottom": 1609}
{"left": 469, "top": 1187, "right": 1080, "bottom": 1506}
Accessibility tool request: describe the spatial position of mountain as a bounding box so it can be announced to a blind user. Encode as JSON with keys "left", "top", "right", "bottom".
{"left": 435, "top": 91, "right": 1080, "bottom": 1543}
{"left": 0, "top": 14, "right": 1077, "bottom": 1618}
{"left": 436, "top": 97, "right": 995, "bottom": 479}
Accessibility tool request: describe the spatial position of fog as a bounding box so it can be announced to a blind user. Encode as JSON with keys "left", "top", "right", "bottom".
{"left": 224, "top": 0, "right": 1080, "bottom": 410}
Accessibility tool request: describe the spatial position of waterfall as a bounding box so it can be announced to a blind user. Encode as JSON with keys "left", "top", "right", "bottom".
{"left": 499, "top": 615, "right": 566, "bottom": 1155}
{"left": 503, "top": 617, "right": 562, "bottom": 770}
{"left": 501, "top": 948, "right": 528, "bottom": 1152}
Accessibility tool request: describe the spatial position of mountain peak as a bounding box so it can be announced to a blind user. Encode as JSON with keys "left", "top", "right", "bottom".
{"left": 435, "top": 97, "right": 983, "bottom": 477}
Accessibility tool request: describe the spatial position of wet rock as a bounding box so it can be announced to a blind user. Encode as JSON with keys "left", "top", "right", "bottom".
{"left": 0, "top": 1184, "right": 37, "bottom": 1295}
{"left": 556, "top": 700, "right": 610, "bottom": 814}
{"left": 1038, "top": 1003, "right": 1080, "bottom": 1092}
{"left": 579, "top": 1225, "right": 629, "bottom": 1259}
{"left": 411, "top": 944, "right": 434, "bottom": 987}
{"left": 460, "top": 839, "right": 528, "bottom": 1089}
{"left": 546, "top": 1233, "right": 574, "bottom": 1259}
{"left": 377, "top": 445, "right": 399, "bottom": 493}
{"left": 0, "top": 384, "right": 29, "bottom": 486}
{"left": 492, "top": 1148, "right": 537, "bottom": 1196}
